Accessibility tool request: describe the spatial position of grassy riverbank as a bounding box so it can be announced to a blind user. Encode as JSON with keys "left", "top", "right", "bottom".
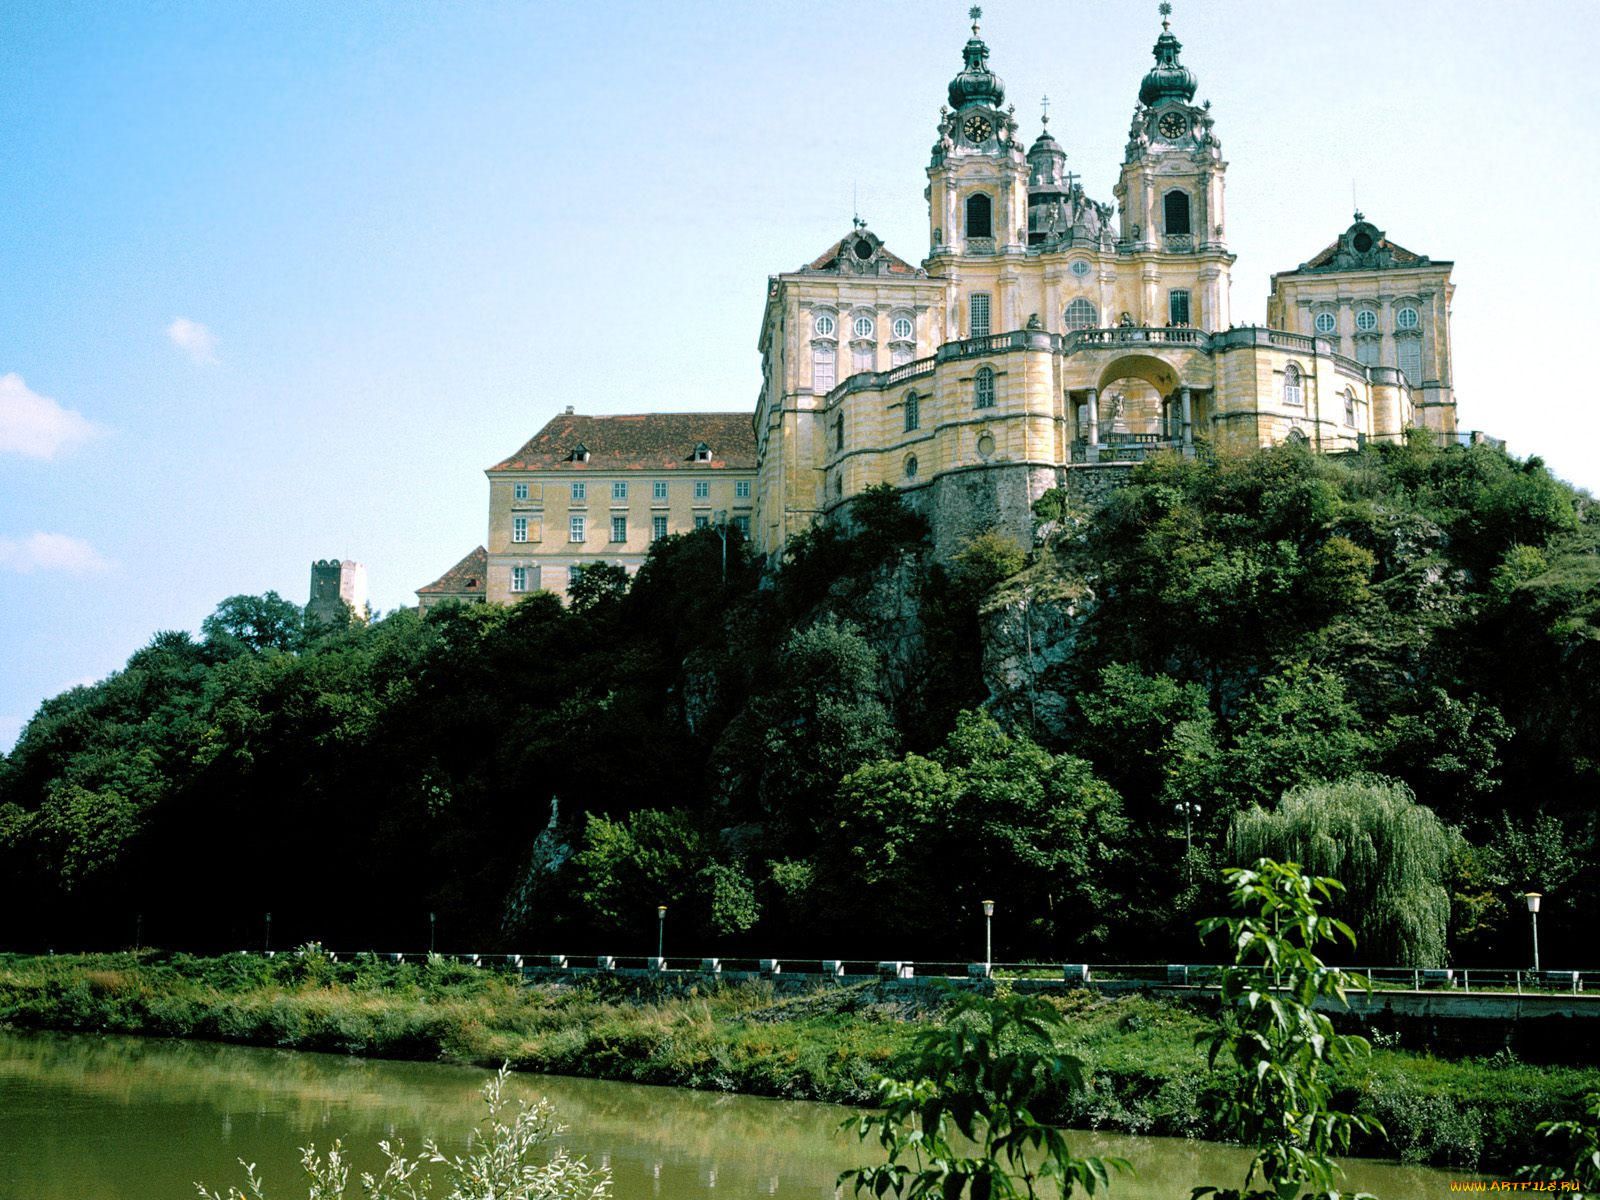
{"left": 1, "top": 950, "right": 1594, "bottom": 1175}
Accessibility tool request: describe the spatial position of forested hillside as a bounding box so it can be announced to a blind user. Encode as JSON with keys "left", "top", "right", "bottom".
{"left": 2, "top": 437, "right": 1595, "bottom": 965}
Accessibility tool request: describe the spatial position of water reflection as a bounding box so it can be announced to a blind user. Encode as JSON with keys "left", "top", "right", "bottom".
{"left": 0, "top": 1029, "right": 1460, "bottom": 1199}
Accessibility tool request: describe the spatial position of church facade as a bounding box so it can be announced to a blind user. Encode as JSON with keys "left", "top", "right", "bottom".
{"left": 750, "top": 6, "right": 1461, "bottom": 558}
{"left": 419, "top": 6, "right": 1470, "bottom": 607}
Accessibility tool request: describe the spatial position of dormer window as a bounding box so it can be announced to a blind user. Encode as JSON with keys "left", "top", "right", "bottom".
{"left": 570, "top": 443, "right": 591, "bottom": 463}
{"left": 693, "top": 443, "right": 713, "bottom": 463}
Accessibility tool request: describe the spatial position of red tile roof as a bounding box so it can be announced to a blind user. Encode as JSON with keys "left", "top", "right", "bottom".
{"left": 490, "top": 412, "right": 756, "bottom": 473}
{"left": 417, "top": 546, "right": 488, "bottom": 596}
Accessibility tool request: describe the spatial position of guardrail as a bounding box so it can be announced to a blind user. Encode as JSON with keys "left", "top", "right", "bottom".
{"left": 231, "top": 952, "right": 1600, "bottom": 997}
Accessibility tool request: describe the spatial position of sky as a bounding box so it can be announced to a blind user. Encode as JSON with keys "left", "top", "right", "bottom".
{"left": 3, "top": 0, "right": 1598, "bottom": 752}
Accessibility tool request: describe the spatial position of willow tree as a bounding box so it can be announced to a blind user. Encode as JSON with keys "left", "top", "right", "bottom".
{"left": 1228, "top": 776, "right": 1459, "bottom": 966}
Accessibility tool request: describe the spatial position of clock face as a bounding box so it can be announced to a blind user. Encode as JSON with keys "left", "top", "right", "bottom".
{"left": 963, "top": 115, "right": 993, "bottom": 142}
{"left": 1158, "top": 111, "right": 1188, "bottom": 139}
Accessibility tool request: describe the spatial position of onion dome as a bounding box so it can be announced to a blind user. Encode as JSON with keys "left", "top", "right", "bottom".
{"left": 948, "top": 6, "right": 1006, "bottom": 110}
{"left": 1138, "top": 3, "right": 1197, "bottom": 106}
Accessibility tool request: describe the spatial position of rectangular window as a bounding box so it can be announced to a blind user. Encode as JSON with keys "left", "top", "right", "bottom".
{"left": 569, "top": 515, "right": 585, "bottom": 542}
{"left": 1356, "top": 339, "right": 1380, "bottom": 368}
{"left": 1168, "top": 290, "right": 1191, "bottom": 326}
{"left": 653, "top": 480, "right": 669, "bottom": 501}
{"left": 891, "top": 346, "right": 912, "bottom": 367}
{"left": 904, "top": 392, "right": 920, "bottom": 431}
{"left": 694, "top": 480, "right": 710, "bottom": 500}
{"left": 612, "top": 481, "right": 628, "bottom": 501}
{"left": 568, "top": 564, "right": 584, "bottom": 588}
{"left": 812, "top": 347, "right": 836, "bottom": 392}
{"left": 570, "top": 481, "right": 586, "bottom": 501}
{"left": 611, "top": 515, "right": 627, "bottom": 542}
{"left": 513, "top": 482, "right": 529, "bottom": 500}
{"left": 510, "top": 566, "right": 527, "bottom": 593}
{"left": 733, "top": 515, "right": 750, "bottom": 536}
{"left": 652, "top": 515, "right": 668, "bottom": 541}
{"left": 969, "top": 292, "right": 991, "bottom": 338}
{"left": 1397, "top": 339, "right": 1423, "bottom": 387}
{"left": 735, "top": 480, "right": 750, "bottom": 499}
{"left": 852, "top": 346, "right": 874, "bottom": 374}
{"left": 512, "top": 517, "right": 528, "bottom": 543}
{"left": 694, "top": 515, "right": 710, "bottom": 530}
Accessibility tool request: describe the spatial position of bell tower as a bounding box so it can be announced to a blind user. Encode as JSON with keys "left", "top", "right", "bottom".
{"left": 1114, "top": 3, "right": 1233, "bottom": 328}
{"left": 927, "top": 7, "right": 1027, "bottom": 262}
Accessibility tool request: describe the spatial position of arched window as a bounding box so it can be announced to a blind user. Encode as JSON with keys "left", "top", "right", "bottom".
{"left": 965, "top": 193, "right": 993, "bottom": 239}
{"left": 1284, "top": 363, "right": 1304, "bottom": 407}
{"left": 1343, "top": 389, "right": 1357, "bottom": 426}
{"left": 904, "top": 391, "right": 920, "bottom": 432}
{"left": 975, "top": 366, "right": 996, "bottom": 409}
{"left": 1064, "top": 298, "right": 1098, "bottom": 331}
{"left": 1163, "top": 189, "right": 1191, "bottom": 235}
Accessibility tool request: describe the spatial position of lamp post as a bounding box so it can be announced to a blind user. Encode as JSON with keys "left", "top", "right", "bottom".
{"left": 1174, "top": 800, "right": 1201, "bottom": 881}
{"left": 1526, "top": 893, "right": 1542, "bottom": 973}
{"left": 264, "top": 912, "right": 271, "bottom": 954}
{"left": 713, "top": 510, "right": 728, "bottom": 584}
{"left": 657, "top": 905, "right": 668, "bottom": 960}
{"left": 982, "top": 900, "right": 995, "bottom": 973}
{"left": 429, "top": 911, "right": 436, "bottom": 955}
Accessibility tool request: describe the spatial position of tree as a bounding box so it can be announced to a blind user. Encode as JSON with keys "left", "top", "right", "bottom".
{"left": 1229, "top": 777, "right": 1457, "bottom": 967}
{"left": 757, "top": 617, "right": 899, "bottom": 822}
{"left": 567, "top": 561, "right": 630, "bottom": 613}
{"left": 1194, "top": 859, "right": 1383, "bottom": 1200}
{"left": 1225, "top": 665, "right": 1375, "bottom": 808}
{"left": 842, "top": 990, "right": 1126, "bottom": 1199}
{"left": 201, "top": 592, "right": 304, "bottom": 657}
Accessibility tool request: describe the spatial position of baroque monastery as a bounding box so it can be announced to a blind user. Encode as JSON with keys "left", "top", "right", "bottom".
{"left": 418, "top": 5, "right": 1467, "bottom": 609}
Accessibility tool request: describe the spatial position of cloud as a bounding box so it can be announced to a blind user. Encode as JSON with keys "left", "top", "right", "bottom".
{"left": 0, "top": 373, "right": 105, "bottom": 459}
{"left": 165, "top": 316, "right": 219, "bottom": 363}
{"left": 0, "top": 532, "right": 113, "bottom": 574}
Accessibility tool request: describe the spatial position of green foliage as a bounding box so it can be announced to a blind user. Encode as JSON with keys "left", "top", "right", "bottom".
{"left": 566, "top": 560, "right": 630, "bottom": 613}
{"left": 952, "top": 529, "right": 1029, "bottom": 599}
{"left": 1229, "top": 778, "right": 1457, "bottom": 967}
{"left": 1517, "top": 1091, "right": 1600, "bottom": 1191}
{"left": 196, "top": 1064, "right": 611, "bottom": 1199}
{"left": 1194, "top": 859, "right": 1383, "bottom": 1200}
{"left": 1226, "top": 666, "right": 1375, "bottom": 808}
{"left": 841, "top": 990, "right": 1128, "bottom": 1198}
{"left": 202, "top": 592, "right": 306, "bottom": 657}
{"left": 817, "top": 711, "right": 1125, "bottom": 954}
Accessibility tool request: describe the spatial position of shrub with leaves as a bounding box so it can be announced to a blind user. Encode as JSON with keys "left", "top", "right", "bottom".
{"left": 1193, "top": 859, "right": 1384, "bottom": 1200}
{"left": 195, "top": 1064, "right": 610, "bottom": 1200}
{"left": 841, "top": 989, "right": 1127, "bottom": 1198}
{"left": 1516, "top": 1090, "right": 1600, "bottom": 1191}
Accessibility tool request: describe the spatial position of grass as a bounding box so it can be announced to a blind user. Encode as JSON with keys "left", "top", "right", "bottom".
{"left": 0, "top": 950, "right": 1595, "bottom": 1174}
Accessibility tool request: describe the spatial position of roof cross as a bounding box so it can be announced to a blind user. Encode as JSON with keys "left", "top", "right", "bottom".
{"left": 1040, "top": 93, "right": 1051, "bottom": 126}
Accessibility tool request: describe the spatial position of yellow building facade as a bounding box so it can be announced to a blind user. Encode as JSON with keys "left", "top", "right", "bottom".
{"left": 751, "top": 8, "right": 1466, "bottom": 558}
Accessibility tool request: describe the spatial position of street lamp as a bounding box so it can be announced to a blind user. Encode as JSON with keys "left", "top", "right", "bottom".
{"left": 1174, "top": 801, "right": 1201, "bottom": 881}
{"left": 264, "top": 912, "right": 271, "bottom": 954}
{"left": 1525, "top": 893, "right": 1542, "bottom": 973}
{"left": 982, "top": 900, "right": 995, "bottom": 972}
{"left": 429, "top": 911, "right": 436, "bottom": 954}
{"left": 657, "top": 905, "right": 668, "bottom": 960}
{"left": 713, "top": 510, "right": 728, "bottom": 583}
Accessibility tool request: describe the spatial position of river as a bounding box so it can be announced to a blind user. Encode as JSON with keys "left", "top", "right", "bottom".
{"left": 0, "top": 1028, "right": 1463, "bottom": 1198}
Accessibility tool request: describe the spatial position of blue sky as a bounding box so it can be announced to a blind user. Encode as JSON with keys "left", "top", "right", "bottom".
{"left": 3, "top": 0, "right": 1597, "bottom": 751}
